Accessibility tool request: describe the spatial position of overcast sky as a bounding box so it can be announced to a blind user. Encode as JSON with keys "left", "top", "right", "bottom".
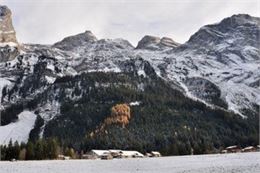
{"left": 2, "top": 0, "right": 260, "bottom": 46}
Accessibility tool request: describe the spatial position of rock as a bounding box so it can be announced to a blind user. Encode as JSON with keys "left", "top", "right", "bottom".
{"left": 53, "top": 30, "right": 98, "bottom": 51}
{"left": 187, "top": 14, "right": 260, "bottom": 48}
{"left": 0, "top": 5, "right": 18, "bottom": 44}
{"left": 136, "top": 35, "right": 179, "bottom": 50}
{"left": 136, "top": 35, "right": 161, "bottom": 50}
{"left": 0, "top": 45, "right": 19, "bottom": 62}
{"left": 160, "top": 37, "right": 180, "bottom": 47}
{"left": 0, "top": 5, "right": 19, "bottom": 62}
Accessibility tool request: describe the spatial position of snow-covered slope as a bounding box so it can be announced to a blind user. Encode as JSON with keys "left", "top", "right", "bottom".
{"left": 169, "top": 14, "right": 260, "bottom": 116}
{"left": 0, "top": 111, "right": 36, "bottom": 145}
{"left": 135, "top": 14, "right": 260, "bottom": 117}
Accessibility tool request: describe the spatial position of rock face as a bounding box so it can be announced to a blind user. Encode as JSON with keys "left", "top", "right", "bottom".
{"left": 0, "top": 5, "right": 19, "bottom": 62}
{"left": 136, "top": 35, "right": 179, "bottom": 50}
{"left": 136, "top": 35, "right": 161, "bottom": 49}
{"left": 53, "top": 30, "right": 97, "bottom": 51}
{"left": 160, "top": 37, "right": 180, "bottom": 47}
{"left": 136, "top": 35, "right": 180, "bottom": 50}
{"left": 0, "top": 5, "right": 18, "bottom": 44}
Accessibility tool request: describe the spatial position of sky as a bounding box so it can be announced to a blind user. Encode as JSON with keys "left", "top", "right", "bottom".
{"left": 1, "top": 0, "right": 260, "bottom": 46}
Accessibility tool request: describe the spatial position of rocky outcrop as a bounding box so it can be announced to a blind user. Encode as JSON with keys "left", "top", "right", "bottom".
{"left": 0, "top": 5, "right": 19, "bottom": 62}
{"left": 184, "top": 77, "right": 228, "bottom": 109}
{"left": 160, "top": 37, "right": 180, "bottom": 47}
{"left": 0, "top": 45, "right": 19, "bottom": 62}
{"left": 53, "top": 30, "right": 97, "bottom": 51}
{"left": 136, "top": 35, "right": 179, "bottom": 50}
{"left": 136, "top": 35, "right": 161, "bottom": 49}
{"left": 0, "top": 5, "right": 18, "bottom": 44}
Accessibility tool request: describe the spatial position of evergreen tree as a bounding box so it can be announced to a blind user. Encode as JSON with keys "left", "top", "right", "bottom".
{"left": 35, "top": 140, "right": 44, "bottom": 160}
{"left": 26, "top": 141, "right": 35, "bottom": 160}
{"left": 13, "top": 141, "right": 20, "bottom": 159}
{"left": 47, "top": 138, "right": 59, "bottom": 159}
{"left": 6, "top": 140, "right": 13, "bottom": 160}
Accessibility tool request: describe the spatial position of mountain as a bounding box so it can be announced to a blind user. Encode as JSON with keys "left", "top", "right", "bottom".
{"left": 167, "top": 14, "right": 260, "bottom": 116}
{"left": 0, "top": 5, "right": 259, "bottom": 155}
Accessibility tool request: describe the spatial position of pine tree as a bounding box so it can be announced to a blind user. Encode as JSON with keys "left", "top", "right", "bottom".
{"left": 47, "top": 138, "right": 59, "bottom": 159}
{"left": 26, "top": 141, "right": 35, "bottom": 160}
{"left": 35, "top": 140, "right": 44, "bottom": 160}
{"left": 13, "top": 141, "right": 20, "bottom": 159}
{"left": 6, "top": 140, "right": 13, "bottom": 160}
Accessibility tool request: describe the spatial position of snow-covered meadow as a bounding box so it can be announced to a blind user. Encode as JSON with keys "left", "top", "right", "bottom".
{"left": 0, "top": 152, "right": 259, "bottom": 173}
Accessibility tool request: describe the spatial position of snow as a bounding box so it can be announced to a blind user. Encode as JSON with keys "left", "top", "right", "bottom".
{"left": 46, "top": 64, "right": 55, "bottom": 71}
{"left": 64, "top": 67, "right": 78, "bottom": 76}
{"left": 0, "top": 152, "right": 259, "bottom": 173}
{"left": 45, "top": 76, "right": 56, "bottom": 84}
{"left": 0, "top": 111, "right": 37, "bottom": 145}
{"left": 87, "top": 66, "right": 121, "bottom": 73}
{"left": 137, "top": 69, "right": 146, "bottom": 77}
{"left": 129, "top": 101, "right": 141, "bottom": 106}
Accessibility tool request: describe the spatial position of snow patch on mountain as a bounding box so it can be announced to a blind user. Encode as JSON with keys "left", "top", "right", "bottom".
{"left": 0, "top": 111, "right": 37, "bottom": 145}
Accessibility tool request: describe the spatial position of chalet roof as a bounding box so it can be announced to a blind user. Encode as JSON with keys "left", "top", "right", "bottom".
{"left": 109, "top": 149, "right": 122, "bottom": 153}
{"left": 120, "top": 150, "right": 144, "bottom": 157}
{"left": 243, "top": 146, "right": 254, "bottom": 150}
{"left": 226, "top": 145, "right": 238, "bottom": 150}
{"left": 151, "top": 151, "right": 161, "bottom": 155}
{"left": 91, "top": 150, "right": 110, "bottom": 156}
{"left": 90, "top": 149, "right": 144, "bottom": 157}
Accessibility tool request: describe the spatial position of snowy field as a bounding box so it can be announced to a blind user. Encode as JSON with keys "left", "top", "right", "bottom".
{"left": 0, "top": 152, "right": 259, "bottom": 173}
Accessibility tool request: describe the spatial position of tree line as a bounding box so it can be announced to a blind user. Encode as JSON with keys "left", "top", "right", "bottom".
{"left": 0, "top": 138, "right": 78, "bottom": 161}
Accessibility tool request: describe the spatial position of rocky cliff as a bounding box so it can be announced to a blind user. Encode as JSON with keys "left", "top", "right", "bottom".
{"left": 0, "top": 5, "right": 19, "bottom": 62}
